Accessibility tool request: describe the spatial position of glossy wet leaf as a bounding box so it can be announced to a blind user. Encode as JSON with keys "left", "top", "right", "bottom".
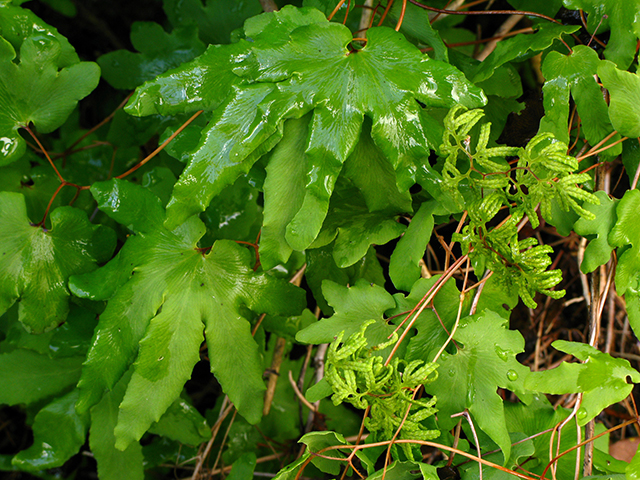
{"left": 0, "top": 192, "right": 115, "bottom": 333}
{"left": 573, "top": 191, "right": 617, "bottom": 274}
{"left": 89, "top": 371, "right": 144, "bottom": 480}
{"left": 12, "top": 390, "right": 89, "bottom": 471}
{"left": 563, "top": 0, "right": 640, "bottom": 69}
{"left": 296, "top": 279, "right": 396, "bottom": 347}
{"left": 127, "top": 6, "right": 485, "bottom": 245}
{"left": 310, "top": 181, "right": 406, "bottom": 268}
{"left": 0, "top": 348, "right": 83, "bottom": 405}
{"left": 148, "top": 394, "right": 211, "bottom": 446}
{"left": 69, "top": 179, "right": 305, "bottom": 447}
{"left": 608, "top": 189, "right": 640, "bottom": 303}
{"left": 98, "top": 22, "right": 205, "bottom": 90}
{"left": 0, "top": 3, "right": 80, "bottom": 67}
{"left": 424, "top": 309, "right": 531, "bottom": 463}
{"left": 598, "top": 61, "right": 640, "bottom": 138}
{"left": 472, "top": 22, "right": 580, "bottom": 84}
{"left": 163, "top": 0, "right": 263, "bottom": 45}
{"left": 388, "top": 276, "right": 462, "bottom": 365}
{"left": 525, "top": 340, "right": 640, "bottom": 426}
{"left": 305, "top": 244, "right": 385, "bottom": 315}
{"left": 0, "top": 34, "right": 99, "bottom": 164}
{"left": 389, "top": 201, "right": 445, "bottom": 292}
{"left": 539, "top": 45, "right": 617, "bottom": 151}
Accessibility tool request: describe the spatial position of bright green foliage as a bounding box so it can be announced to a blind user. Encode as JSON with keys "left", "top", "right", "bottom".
{"left": 126, "top": 6, "right": 485, "bottom": 248}
{"left": 98, "top": 22, "right": 205, "bottom": 90}
{"left": 472, "top": 22, "right": 579, "bottom": 83}
{"left": 0, "top": 192, "right": 115, "bottom": 333}
{"left": 12, "top": 390, "right": 89, "bottom": 471}
{"left": 389, "top": 200, "right": 444, "bottom": 291}
{"left": 598, "top": 61, "right": 640, "bottom": 138}
{"left": 297, "top": 279, "right": 396, "bottom": 346}
{"left": 89, "top": 372, "right": 144, "bottom": 480}
{"left": 0, "top": 348, "right": 83, "bottom": 405}
{"left": 424, "top": 309, "right": 531, "bottom": 463}
{"left": 2, "top": 2, "right": 640, "bottom": 480}
{"left": 574, "top": 191, "right": 618, "bottom": 273}
{"left": 70, "top": 179, "right": 305, "bottom": 445}
{"left": 608, "top": 189, "right": 640, "bottom": 337}
{"left": 526, "top": 340, "right": 640, "bottom": 425}
{"left": 441, "top": 107, "right": 598, "bottom": 307}
{"left": 0, "top": 25, "right": 99, "bottom": 164}
{"left": 324, "top": 320, "right": 439, "bottom": 460}
{"left": 389, "top": 276, "right": 463, "bottom": 364}
{"left": 539, "top": 45, "right": 618, "bottom": 151}
{"left": 563, "top": 0, "right": 640, "bottom": 69}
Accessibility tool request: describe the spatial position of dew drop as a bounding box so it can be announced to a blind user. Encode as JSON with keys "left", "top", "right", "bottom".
{"left": 577, "top": 407, "right": 588, "bottom": 420}
{"left": 495, "top": 345, "right": 509, "bottom": 362}
{"left": 506, "top": 369, "right": 518, "bottom": 381}
{"left": 448, "top": 369, "right": 455, "bottom": 377}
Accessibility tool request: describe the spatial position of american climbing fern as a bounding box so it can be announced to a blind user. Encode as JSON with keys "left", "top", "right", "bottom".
{"left": 443, "top": 106, "right": 599, "bottom": 308}
{"left": 325, "top": 320, "right": 439, "bottom": 460}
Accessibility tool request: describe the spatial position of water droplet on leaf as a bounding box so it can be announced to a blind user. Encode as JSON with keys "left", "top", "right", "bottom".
{"left": 495, "top": 345, "right": 509, "bottom": 361}
{"left": 506, "top": 369, "right": 518, "bottom": 381}
{"left": 577, "top": 407, "right": 588, "bottom": 420}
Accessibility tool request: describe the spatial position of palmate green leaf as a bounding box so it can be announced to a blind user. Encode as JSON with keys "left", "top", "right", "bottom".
{"left": 539, "top": 45, "right": 619, "bottom": 153}
{"left": 563, "top": 0, "right": 640, "bottom": 69}
{"left": 0, "top": 348, "right": 83, "bottom": 405}
{"left": 310, "top": 180, "right": 406, "bottom": 268}
{"left": 608, "top": 189, "right": 640, "bottom": 337}
{"left": 163, "top": 0, "right": 263, "bottom": 45}
{"left": 472, "top": 22, "right": 580, "bottom": 84}
{"left": 69, "top": 179, "right": 305, "bottom": 447}
{"left": 0, "top": 192, "right": 115, "bottom": 333}
{"left": 388, "top": 276, "right": 464, "bottom": 365}
{"left": 305, "top": 244, "right": 385, "bottom": 315}
{"left": 598, "top": 61, "right": 640, "bottom": 138}
{"left": 98, "top": 22, "right": 205, "bottom": 90}
{"left": 12, "top": 390, "right": 89, "bottom": 472}
{"left": 423, "top": 310, "right": 531, "bottom": 464}
{"left": 389, "top": 201, "right": 447, "bottom": 292}
{"left": 296, "top": 279, "right": 396, "bottom": 347}
{"left": 0, "top": 33, "right": 99, "bottom": 164}
{"left": 0, "top": 3, "right": 79, "bottom": 67}
{"left": 127, "top": 6, "right": 485, "bottom": 247}
{"left": 89, "top": 371, "right": 144, "bottom": 480}
{"left": 573, "top": 191, "right": 618, "bottom": 274}
{"left": 525, "top": 340, "right": 640, "bottom": 426}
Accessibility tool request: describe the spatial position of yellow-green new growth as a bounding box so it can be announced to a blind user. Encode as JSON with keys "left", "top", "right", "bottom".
{"left": 324, "top": 320, "right": 439, "bottom": 460}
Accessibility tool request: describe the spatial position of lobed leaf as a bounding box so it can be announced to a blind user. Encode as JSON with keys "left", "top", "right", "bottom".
{"left": 563, "top": 0, "right": 640, "bottom": 69}
{"left": 598, "top": 60, "right": 640, "bottom": 138}
{"left": 539, "top": 45, "right": 619, "bottom": 153}
{"left": 127, "top": 7, "right": 485, "bottom": 249}
{"left": 70, "top": 179, "right": 305, "bottom": 447}
{"left": 0, "top": 33, "right": 99, "bottom": 164}
{"left": 424, "top": 309, "right": 531, "bottom": 463}
{"left": 0, "top": 192, "right": 115, "bottom": 333}
{"left": 525, "top": 340, "right": 640, "bottom": 426}
{"left": 573, "top": 191, "right": 618, "bottom": 274}
{"left": 296, "top": 279, "right": 396, "bottom": 346}
{"left": 98, "top": 22, "right": 205, "bottom": 90}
